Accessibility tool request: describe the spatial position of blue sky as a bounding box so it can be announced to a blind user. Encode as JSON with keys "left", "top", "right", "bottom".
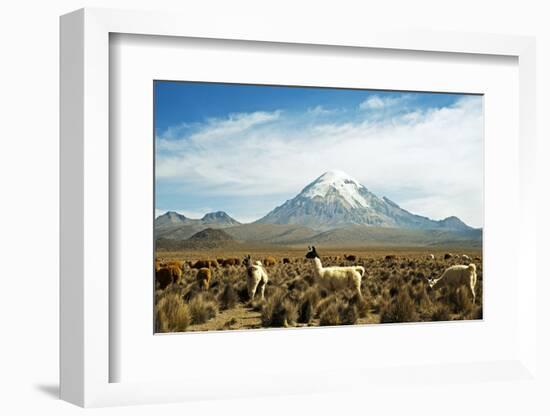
{"left": 155, "top": 81, "right": 483, "bottom": 227}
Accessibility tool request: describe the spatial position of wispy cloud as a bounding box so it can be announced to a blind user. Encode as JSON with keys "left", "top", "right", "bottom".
{"left": 307, "top": 105, "right": 339, "bottom": 116}
{"left": 156, "top": 95, "right": 483, "bottom": 227}
{"left": 358, "top": 94, "right": 410, "bottom": 111}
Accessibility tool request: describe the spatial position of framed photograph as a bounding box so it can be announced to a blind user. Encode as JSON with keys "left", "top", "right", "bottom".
{"left": 60, "top": 8, "right": 538, "bottom": 408}
{"left": 153, "top": 80, "right": 484, "bottom": 334}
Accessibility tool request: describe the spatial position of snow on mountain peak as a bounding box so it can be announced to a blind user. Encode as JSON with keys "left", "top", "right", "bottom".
{"left": 300, "top": 170, "right": 369, "bottom": 208}
{"left": 319, "top": 170, "right": 359, "bottom": 183}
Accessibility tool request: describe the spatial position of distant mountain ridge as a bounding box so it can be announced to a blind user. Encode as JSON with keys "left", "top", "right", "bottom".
{"left": 156, "top": 210, "right": 240, "bottom": 227}
{"left": 155, "top": 171, "right": 481, "bottom": 247}
{"left": 155, "top": 210, "right": 241, "bottom": 241}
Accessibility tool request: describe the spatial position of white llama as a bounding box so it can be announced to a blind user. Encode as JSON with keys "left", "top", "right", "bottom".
{"left": 243, "top": 255, "right": 269, "bottom": 300}
{"left": 305, "top": 246, "right": 365, "bottom": 297}
{"left": 428, "top": 263, "right": 477, "bottom": 304}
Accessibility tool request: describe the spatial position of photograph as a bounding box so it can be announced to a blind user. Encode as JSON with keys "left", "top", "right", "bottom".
{"left": 153, "top": 81, "right": 483, "bottom": 333}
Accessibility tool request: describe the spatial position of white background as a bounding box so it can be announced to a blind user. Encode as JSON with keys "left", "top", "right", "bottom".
{"left": 1, "top": 0, "right": 548, "bottom": 415}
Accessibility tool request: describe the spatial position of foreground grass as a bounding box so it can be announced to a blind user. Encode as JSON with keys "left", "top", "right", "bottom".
{"left": 155, "top": 248, "right": 483, "bottom": 333}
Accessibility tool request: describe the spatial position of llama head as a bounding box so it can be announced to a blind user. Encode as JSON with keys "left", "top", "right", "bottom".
{"left": 243, "top": 255, "right": 252, "bottom": 267}
{"left": 426, "top": 277, "right": 436, "bottom": 289}
{"left": 305, "top": 246, "right": 320, "bottom": 259}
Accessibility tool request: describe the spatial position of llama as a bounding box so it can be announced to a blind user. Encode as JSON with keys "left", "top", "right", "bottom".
{"left": 196, "top": 268, "right": 212, "bottom": 290}
{"left": 427, "top": 263, "right": 477, "bottom": 304}
{"left": 166, "top": 260, "right": 184, "bottom": 272}
{"left": 155, "top": 265, "right": 182, "bottom": 290}
{"left": 243, "top": 255, "right": 269, "bottom": 300}
{"left": 222, "top": 257, "right": 241, "bottom": 267}
{"left": 191, "top": 259, "right": 219, "bottom": 269}
{"left": 305, "top": 246, "right": 365, "bottom": 297}
{"left": 263, "top": 256, "right": 276, "bottom": 266}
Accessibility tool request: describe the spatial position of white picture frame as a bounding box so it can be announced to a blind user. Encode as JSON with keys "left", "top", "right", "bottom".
{"left": 60, "top": 8, "right": 538, "bottom": 408}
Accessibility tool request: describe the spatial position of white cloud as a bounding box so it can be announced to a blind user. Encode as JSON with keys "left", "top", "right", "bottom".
{"left": 359, "top": 96, "right": 384, "bottom": 110}
{"left": 307, "top": 105, "right": 338, "bottom": 116}
{"left": 358, "top": 94, "right": 410, "bottom": 111}
{"left": 156, "top": 96, "right": 483, "bottom": 227}
{"left": 198, "top": 111, "right": 281, "bottom": 138}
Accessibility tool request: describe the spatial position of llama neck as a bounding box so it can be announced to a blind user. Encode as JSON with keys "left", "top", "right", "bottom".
{"left": 312, "top": 257, "right": 324, "bottom": 276}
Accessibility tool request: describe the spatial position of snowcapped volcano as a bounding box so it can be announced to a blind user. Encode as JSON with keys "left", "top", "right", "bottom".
{"left": 256, "top": 170, "right": 473, "bottom": 231}
{"left": 300, "top": 170, "right": 371, "bottom": 209}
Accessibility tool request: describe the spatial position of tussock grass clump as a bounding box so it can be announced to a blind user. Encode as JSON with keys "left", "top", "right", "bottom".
{"left": 209, "top": 278, "right": 221, "bottom": 293}
{"left": 298, "top": 288, "right": 320, "bottom": 324}
{"left": 316, "top": 295, "right": 336, "bottom": 317}
{"left": 155, "top": 283, "right": 184, "bottom": 305}
{"left": 348, "top": 293, "right": 368, "bottom": 318}
{"left": 189, "top": 294, "right": 218, "bottom": 324}
{"left": 366, "top": 281, "right": 381, "bottom": 297}
{"left": 412, "top": 285, "right": 431, "bottom": 309}
{"left": 234, "top": 280, "right": 250, "bottom": 303}
{"left": 287, "top": 278, "right": 309, "bottom": 292}
{"left": 447, "top": 286, "right": 474, "bottom": 315}
{"left": 370, "top": 295, "right": 383, "bottom": 314}
{"left": 218, "top": 282, "right": 239, "bottom": 310}
{"left": 303, "top": 274, "right": 316, "bottom": 287}
{"left": 286, "top": 288, "right": 303, "bottom": 304}
{"left": 318, "top": 287, "right": 330, "bottom": 299}
{"left": 340, "top": 303, "right": 359, "bottom": 325}
{"left": 263, "top": 283, "right": 279, "bottom": 300}
{"left": 431, "top": 304, "right": 451, "bottom": 321}
{"left": 261, "top": 289, "right": 298, "bottom": 327}
{"left": 470, "top": 305, "right": 483, "bottom": 320}
{"left": 182, "top": 282, "right": 204, "bottom": 303}
{"left": 318, "top": 295, "right": 358, "bottom": 326}
{"left": 250, "top": 299, "right": 265, "bottom": 312}
{"left": 319, "top": 303, "right": 341, "bottom": 326}
{"left": 380, "top": 291, "right": 418, "bottom": 323}
{"left": 155, "top": 292, "right": 190, "bottom": 333}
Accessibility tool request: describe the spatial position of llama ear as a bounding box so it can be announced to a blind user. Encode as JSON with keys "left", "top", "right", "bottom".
{"left": 312, "top": 246, "right": 316, "bottom": 251}
{"left": 308, "top": 246, "right": 311, "bottom": 251}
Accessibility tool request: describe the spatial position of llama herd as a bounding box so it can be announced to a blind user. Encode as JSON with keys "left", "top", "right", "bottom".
{"left": 155, "top": 246, "right": 480, "bottom": 323}
{"left": 305, "top": 246, "right": 477, "bottom": 305}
